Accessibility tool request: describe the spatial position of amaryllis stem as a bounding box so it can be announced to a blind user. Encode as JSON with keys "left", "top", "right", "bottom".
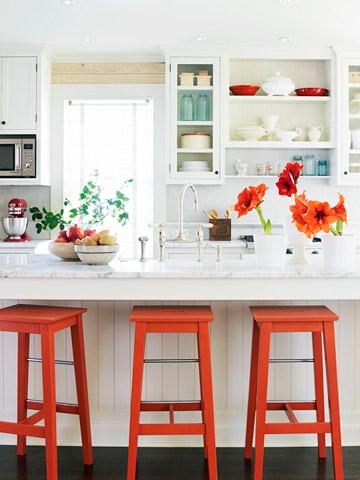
{"left": 329, "top": 225, "right": 339, "bottom": 236}
{"left": 256, "top": 205, "right": 272, "bottom": 234}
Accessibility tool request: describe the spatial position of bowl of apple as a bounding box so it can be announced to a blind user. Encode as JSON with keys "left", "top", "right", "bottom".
{"left": 74, "top": 230, "right": 118, "bottom": 265}
{"left": 48, "top": 224, "right": 96, "bottom": 260}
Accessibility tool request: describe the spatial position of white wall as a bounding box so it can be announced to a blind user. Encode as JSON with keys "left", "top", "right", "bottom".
{"left": 0, "top": 299, "right": 359, "bottom": 448}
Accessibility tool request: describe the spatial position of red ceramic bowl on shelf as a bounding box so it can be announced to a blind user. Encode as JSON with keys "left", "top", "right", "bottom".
{"left": 230, "top": 85, "right": 260, "bottom": 96}
{"left": 295, "top": 88, "right": 329, "bottom": 96}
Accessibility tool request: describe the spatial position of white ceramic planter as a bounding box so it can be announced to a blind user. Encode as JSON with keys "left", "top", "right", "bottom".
{"left": 322, "top": 234, "right": 356, "bottom": 271}
{"left": 283, "top": 214, "right": 312, "bottom": 264}
{"left": 254, "top": 233, "right": 288, "bottom": 268}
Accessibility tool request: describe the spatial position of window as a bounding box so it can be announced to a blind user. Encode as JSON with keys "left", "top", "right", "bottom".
{"left": 63, "top": 98, "right": 154, "bottom": 258}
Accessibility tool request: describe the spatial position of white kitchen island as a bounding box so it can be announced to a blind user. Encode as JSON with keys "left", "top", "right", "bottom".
{"left": 0, "top": 253, "right": 360, "bottom": 450}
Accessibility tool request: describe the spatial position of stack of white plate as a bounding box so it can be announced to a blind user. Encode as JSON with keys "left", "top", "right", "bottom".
{"left": 179, "top": 160, "right": 211, "bottom": 172}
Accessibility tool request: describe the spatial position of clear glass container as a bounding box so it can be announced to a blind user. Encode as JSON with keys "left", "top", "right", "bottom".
{"left": 195, "top": 93, "right": 210, "bottom": 121}
{"left": 179, "top": 93, "right": 194, "bottom": 121}
{"left": 303, "top": 154, "right": 316, "bottom": 176}
{"left": 317, "top": 160, "right": 329, "bottom": 176}
{"left": 292, "top": 155, "right": 304, "bottom": 175}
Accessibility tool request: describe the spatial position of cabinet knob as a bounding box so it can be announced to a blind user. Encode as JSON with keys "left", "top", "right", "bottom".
{"left": 214, "top": 170, "right": 219, "bottom": 175}
{"left": 344, "top": 171, "right": 348, "bottom": 175}
{"left": 1, "top": 121, "right": 6, "bottom": 125}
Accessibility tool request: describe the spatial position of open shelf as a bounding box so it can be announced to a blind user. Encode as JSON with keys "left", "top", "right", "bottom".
{"left": 229, "top": 95, "right": 331, "bottom": 104}
{"left": 349, "top": 149, "right": 360, "bottom": 154}
{"left": 349, "top": 114, "right": 360, "bottom": 119}
{"left": 349, "top": 83, "right": 360, "bottom": 88}
{"left": 226, "top": 141, "right": 334, "bottom": 150}
{"left": 225, "top": 175, "right": 330, "bottom": 179}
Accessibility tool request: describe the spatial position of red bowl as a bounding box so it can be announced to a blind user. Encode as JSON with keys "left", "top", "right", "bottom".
{"left": 230, "top": 85, "right": 260, "bottom": 96}
{"left": 295, "top": 88, "right": 329, "bottom": 97}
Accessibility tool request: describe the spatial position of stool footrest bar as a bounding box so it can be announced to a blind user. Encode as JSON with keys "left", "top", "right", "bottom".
{"left": 269, "top": 358, "right": 314, "bottom": 364}
{"left": 285, "top": 403, "right": 298, "bottom": 423}
{"left": 26, "top": 399, "right": 79, "bottom": 415}
{"left": 0, "top": 420, "right": 45, "bottom": 438}
{"left": 264, "top": 422, "right": 331, "bottom": 435}
{"left": 141, "top": 401, "right": 201, "bottom": 412}
{"left": 144, "top": 358, "right": 198, "bottom": 364}
{"left": 27, "top": 357, "right": 75, "bottom": 366}
{"left": 139, "top": 423, "right": 205, "bottom": 435}
{"left": 20, "top": 409, "right": 45, "bottom": 426}
{"left": 266, "top": 401, "right": 317, "bottom": 411}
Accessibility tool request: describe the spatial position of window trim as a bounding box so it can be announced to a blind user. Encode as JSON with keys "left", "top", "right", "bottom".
{"left": 51, "top": 84, "right": 166, "bottom": 254}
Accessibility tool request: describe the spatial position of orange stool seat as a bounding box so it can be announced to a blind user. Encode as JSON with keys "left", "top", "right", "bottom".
{"left": 0, "top": 304, "right": 93, "bottom": 480}
{"left": 127, "top": 306, "right": 218, "bottom": 480}
{"left": 245, "top": 305, "right": 343, "bottom": 480}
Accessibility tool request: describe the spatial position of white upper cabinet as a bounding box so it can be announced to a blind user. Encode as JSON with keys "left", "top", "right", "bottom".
{"left": 165, "top": 54, "right": 223, "bottom": 184}
{"left": 0, "top": 56, "right": 37, "bottom": 131}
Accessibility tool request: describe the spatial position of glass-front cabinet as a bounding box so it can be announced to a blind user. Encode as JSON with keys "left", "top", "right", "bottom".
{"left": 166, "top": 56, "right": 222, "bottom": 184}
{"left": 340, "top": 58, "right": 360, "bottom": 181}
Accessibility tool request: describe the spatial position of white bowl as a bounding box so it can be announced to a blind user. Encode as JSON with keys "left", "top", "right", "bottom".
{"left": 48, "top": 241, "right": 79, "bottom": 261}
{"left": 261, "top": 72, "right": 295, "bottom": 96}
{"left": 236, "top": 125, "right": 267, "bottom": 141}
{"left": 74, "top": 244, "right": 119, "bottom": 265}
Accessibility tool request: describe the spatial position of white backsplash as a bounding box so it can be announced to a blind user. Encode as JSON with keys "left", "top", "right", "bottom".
{"left": 0, "top": 186, "right": 51, "bottom": 240}
{"left": 166, "top": 181, "right": 360, "bottom": 238}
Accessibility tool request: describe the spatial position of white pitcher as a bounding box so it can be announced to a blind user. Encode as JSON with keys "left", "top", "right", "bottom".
{"left": 307, "top": 125, "right": 324, "bottom": 142}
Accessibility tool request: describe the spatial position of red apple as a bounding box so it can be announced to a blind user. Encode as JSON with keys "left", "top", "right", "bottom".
{"left": 54, "top": 237, "right": 68, "bottom": 243}
{"left": 66, "top": 224, "right": 85, "bottom": 243}
{"left": 57, "top": 230, "right": 68, "bottom": 241}
{"left": 83, "top": 228, "right": 96, "bottom": 238}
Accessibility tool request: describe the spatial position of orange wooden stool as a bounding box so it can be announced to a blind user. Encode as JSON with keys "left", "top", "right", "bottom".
{"left": 128, "top": 306, "right": 218, "bottom": 480}
{"left": 0, "top": 304, "right": 93, "bottom": 480}
{"left": 245, "top": 305, "right": 343, "bottom": 480}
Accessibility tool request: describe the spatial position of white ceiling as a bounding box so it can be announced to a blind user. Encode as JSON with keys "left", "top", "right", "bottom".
{"left": 1, "top": 0, "right": 360, "bottom": 59}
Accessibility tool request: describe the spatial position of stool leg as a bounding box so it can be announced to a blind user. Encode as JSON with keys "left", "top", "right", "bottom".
{"left": 71, "top": 315, "right": 94, "bottom": 465}
{"left": 312, "top": 331, "right": 326, "bottom": 459}
{"left": 254, "top": 322, "right": 271, "bottom": 480}
{"left": 41, "top": 326, "right": 58, "bottom": 480}
{"left": 244, "top": 320, "right": 259, "bottom": 461}
{"left": 323, "top": 322, "right": 344, "bottom": 480}
{"left": 198, "top": 322, "right": 218, "bottom": 480}
{"left": 17, "top": 332, "right": 30, "bottom": 456}
{"left": 127, "top": 322, "right": 146, "bottom": 480}
{"left": 197, "top": 335, "right": 208, "bottom": 459}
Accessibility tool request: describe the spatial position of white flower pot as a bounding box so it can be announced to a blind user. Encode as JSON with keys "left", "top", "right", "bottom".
{"left": 254, "top": 233, "right": 288, "bottom": 268}
{"left": 322, "top": 234, "right": 356, "bottom": 271}
{"left": 283, "top": 214, "right": 312, "bottom": 264}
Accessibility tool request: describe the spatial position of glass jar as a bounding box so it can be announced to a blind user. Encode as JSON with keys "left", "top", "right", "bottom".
{"left": 303, "top": 154, "right": 316, "bottom": 176}
{"left": 195, "top": 93, "right": 210, "bottom": 121}
{"left": 317, "top": 160, "right": 329, "bottom": 176}
{"left": 292, "top": 155, "right": 304, "bottom": 175}
{"left": 179, "top": 93, "right": 194, "bottom": 121}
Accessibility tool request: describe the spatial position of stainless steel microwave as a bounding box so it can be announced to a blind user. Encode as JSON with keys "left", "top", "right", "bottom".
{"left": 0, "top": 135, "right": 36, "bottom": 178}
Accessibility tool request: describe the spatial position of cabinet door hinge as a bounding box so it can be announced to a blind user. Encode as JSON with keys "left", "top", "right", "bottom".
{"left": 35, "top": 113, "right": 38, "bottom": 123}
{"left": 35, "top": 63, "right": 38, "bottom": 72}
{"left": 169, "top": 64, "right": 171, "bottom": 72}
{"left": 169, "top": 163, "right": 171, "bottom": 172}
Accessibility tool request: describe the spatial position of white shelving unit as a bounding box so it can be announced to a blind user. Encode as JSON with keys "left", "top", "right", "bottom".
{"left": 226, "top": 54, "right": 334, "bottom": 181}
{"left": 229, "top": 95, "right": 331, "bottom": 104}
{"left": 226, "top": 141, "right": 334, "bottom": 149}
{"left": 225, "top": 175, "right": 330, "bottom": 179}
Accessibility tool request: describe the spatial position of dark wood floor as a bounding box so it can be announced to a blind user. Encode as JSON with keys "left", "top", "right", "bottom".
{"left": 1, "top": 446, "right": 359, "bottom": 479}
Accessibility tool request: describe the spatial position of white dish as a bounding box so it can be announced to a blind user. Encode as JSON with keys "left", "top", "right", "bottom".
{"left": 236, "top": 125, "right": 267, "bottom": 141}
{"left": 261, "top": 72, "right": 295, "bottom": 96}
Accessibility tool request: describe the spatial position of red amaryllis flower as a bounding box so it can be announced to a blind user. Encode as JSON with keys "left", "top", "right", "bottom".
{"left": 234, "top": 183, "right": 268, "bottom": 218}
{"left": 290, "top": 192, "right": 313, "bottom": 238}
{"left": 303, "top": 201, "right": 338, "bottom": 235}
{"left": 333, "top": 193, "right": 347, "bottom": 223}
{"left": 276, "top": 162, "right": 303, "bottom": 197}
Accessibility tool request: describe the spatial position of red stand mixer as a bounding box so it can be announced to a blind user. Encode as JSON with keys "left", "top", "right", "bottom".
{"left": 2, "top": 198, "right": 30, "bottom": 242}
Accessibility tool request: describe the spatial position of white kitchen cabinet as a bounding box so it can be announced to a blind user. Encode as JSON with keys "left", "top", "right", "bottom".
{"left": 336, "top": 55, "right": 360, "bottom": 184}
{"left": 165, "top": 54, "right": 224, "bottom": 184}
{"left": 0, "top": 57, "right": 37, "bottom": 131}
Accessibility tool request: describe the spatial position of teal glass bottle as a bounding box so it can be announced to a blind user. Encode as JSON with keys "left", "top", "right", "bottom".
{"left": 179, "top": 93, "right": 194, "bottom": 121}
{"left": 196, "top": 93, "right": 210, "bottom": 121}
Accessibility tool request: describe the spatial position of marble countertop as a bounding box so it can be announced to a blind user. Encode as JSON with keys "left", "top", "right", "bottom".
{"left": 0, "top": 253, "right": 359, "bottom": 279}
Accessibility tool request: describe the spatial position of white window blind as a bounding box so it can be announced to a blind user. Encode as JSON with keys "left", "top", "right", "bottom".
{"left": 63, "top": 98, "right": 154, "bottom": 259}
